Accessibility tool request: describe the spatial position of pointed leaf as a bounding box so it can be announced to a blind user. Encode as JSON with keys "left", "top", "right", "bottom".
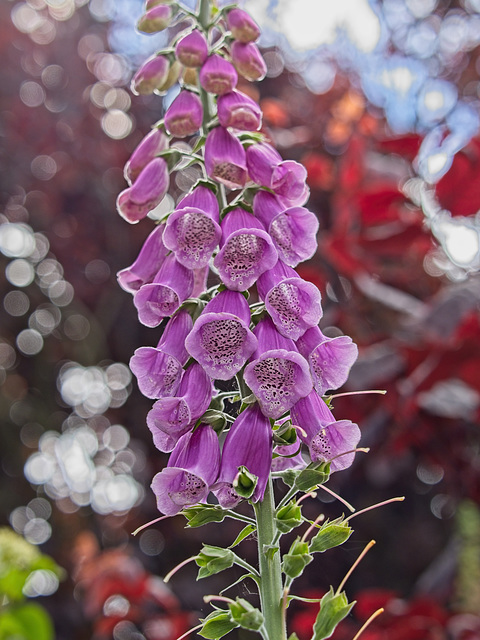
{"left": 229, "top": 524, "right": 256, "bottom": 549}
{"left": 312, "top": 587, "right": 355, "bottom": 640}
{"left": 199, "top": 610, "right": 238, "bottom": 639}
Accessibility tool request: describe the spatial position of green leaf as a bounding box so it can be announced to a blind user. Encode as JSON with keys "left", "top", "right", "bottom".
{"left": 229, "top": 598, "right": 264, "bottom": 631}
{"left": 233, "top": 466, "right": 258, "bottom": 500}
{"left": 0, "top": 602, "right": 54, "bottom": 640}
{"left": 275, "top": 501, "right": 303, "bottom": 534}
{"left": 229, "top": 524, "right": 256, "bottom": 549}
{"left": 294, "top": 462, "right": 331, "bottom": 492}
{"left": 183, "top": 505, "right": 227, "bottom": 528}
{"left": 199, "top": 610, "right": 238, "bottom": 639}
{"left": 312, "top": 587, "right": 355, "bottom": 640}
{"left": 309, "top": 519, "right": 353, "bottom": 554}
{"left": 196, "top": 545, "right": 235, "bottom": 580}
{"left": 282, "top": 538, "right": 313, "bottom": 580}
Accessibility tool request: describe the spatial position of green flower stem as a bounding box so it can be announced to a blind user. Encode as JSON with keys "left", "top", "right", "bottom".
{"left": 254, "top": 478, "right": 287, "bottom": 640}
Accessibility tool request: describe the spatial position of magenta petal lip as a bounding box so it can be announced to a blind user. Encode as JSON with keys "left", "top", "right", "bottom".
{"left": 163, "top": 206, "right": 221, "bottom": 269}
{"left": 130, "top": 347, "right": 184, "bottom": 399}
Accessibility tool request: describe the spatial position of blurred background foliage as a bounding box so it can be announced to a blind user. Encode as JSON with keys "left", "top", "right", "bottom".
{"left": 1, "top": 0, "right": 480, "bottom": 638}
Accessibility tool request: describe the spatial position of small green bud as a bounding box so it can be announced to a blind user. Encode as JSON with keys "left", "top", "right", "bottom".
{"left": 196, "top": 545, "right": 235, "bottom": 580}
{"left": 309, "top": 518, "right": 353, "bottom": 554}
{"left": 182, "top": 504, "right": 227, "bottom": 528}
{"left": 233, "top": 465, "right": 258, "bottom": 499}
{"left": 273, "top": 424, "right": 298, "bottom": 446}
{"left": 282, "top": 538, "right": 313, "bottom": 579}
{"left": 294, "top": 462, "right": 330, "bottom": 492}
{"left": 229, "top": 598, "right": 264, "bottom": 631}
{"left": 312, "top": 587, "right": 355, "bottom": 640}
{"left": 201, "top": 409, "right": 228, "bottom": 432}
{"left": 199, "top": 610, "right": 238, "bottom": 639}
{"left": 275, "top": 501, "right": 303, "bottom": 534}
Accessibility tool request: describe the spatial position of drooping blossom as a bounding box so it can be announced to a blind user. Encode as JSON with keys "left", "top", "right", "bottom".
{"left": 124, "top": 128, "right": 169, "bottom": 184}
{"left": 147, "top": 363, "right": 213, "bottom": 452}
{"left": 230, "top": 41, "right": 267, "bottom": 82}
{"left": 116, "top": 158, "right": 169, "bottom": 224}
{"left": 204, "top": 127, "right": 247, "bottom": 189}
{"left": 212, "top": 404, "right": 272, "bottom": 509}
{"left": 137, "top": 4, "right": 172, "bottom": 33}
{"left": 164, "top": 90, "right": 203, "bottom": 138}
{"left": 244, "top": 316, "right": 312, "bottom": 419}
{"left": 256, "top": 260, "right": 323, "bottom": 341}
{"left": 131, "top": 55, "right": 170, "bottom": 95}
{"left": 163, "top": 186, "right": 221, "bottom": 269}
{"left": 185, "top": 289, "right": 257, "bottom": 379}
{"left": 226, "top": 8, "right": 261, "bottom": 43}
{"left": 117, "top": 224, "right": 169, "bottom": 293}
{"left": 133, "top": 254, "right": 194, "bottom": 327}
{"left": 217, "top": 90, "right": 262, "bottom": 131}
{"left": 290, "top": 390, "right": 361, "bottom": 472}
{"left": 296, "top": 326, "right": 359, "bottom": 396}
{"left": 246, "top": 143, "right": 309, "bottom": 207}
{"left": 253, "top": 191, "right": 319, "bottom": 267}
{"left": 129, "top": 310, "right": 193, "bottom": 399}
{"left": 151, "top": 424, "right": 221, "bottom": 516}
{"left": 175, "top": 29, "right": 208, "bottom": 67}
{"left": 199, "top": 54, "right": 238, "bottom": 95}
{"left": 213, "top": 208, "right": 277, "bottom": 290}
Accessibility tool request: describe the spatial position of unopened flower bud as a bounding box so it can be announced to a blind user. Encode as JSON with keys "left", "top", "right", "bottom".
{"left": 137, "top": 4, "right": 172, "bottom": 33}
{"left": 199, "top": 54, "right": 238, "bottom": 95}
{"left": 116, "top": 157, "right": 169, "bottom": 223}
{"left": 164, "top": 90, "right": 203, "bottom": 138}
{"left": 217, "top": 90, "right": 262, "bottom": 131}
{"left": 175, "top": 29, "right": 208, "bottom": 67}
{"left": 231, "top": 41, "right": 267, "bottom": 82}
{"left": 131, "top": 55, "right": 170, "bottom": 95}
{"left": 227, "top": 8, "right": 261, "bottom": 43}
{"left": 124, "top": 128, "right": 168, "bottom": 184}
{"left": 204, "top": 126, "right": 247, "bottom": 189}
{"left": 157, "top": 59, "right": 182, "bottom": 93}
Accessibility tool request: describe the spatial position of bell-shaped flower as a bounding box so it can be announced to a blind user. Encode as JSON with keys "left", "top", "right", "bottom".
{"left": 253, "top": 191, "right": 319, "bottom": 267}
{"left": 199, "top": 54, "right": 238, "bottom": 95}
{"left": 131, "top": 55, "right": 170, "bottom": 95}
{"left": 212, "top": 404, "right": 272, "bottom": 509}
{"left": 246, "top": 143, "right": 309, "bottom": 207}
{"left": 204, "top": 127, "right": 247, "bottom": 189}
{"left": 185, "top": 289, "right": 257, "bottom": 380}
{"left": 217, "top": 90, "right": 262, "bottom": 131}
{"left": 116, "top": 158, "right": 169, "bottom": 224}
{"left": 256, "top": 260, "right": 322, "bottom": 341}
{"left": 163, "top": 186, "right": 221, "bottom": 269}
{"left": 175, "top": 29, "right": 209, "bottom": 67}
{"left": 230, "top": 41, "right": 267, "bottom": 82}
{"left": 117, "top": 224, "right": 169, "bottom": 294}
{"left": 151, "top": 424, "right": 220, "bottom": 516}
{"left": 147, "top": 363, "right": 213, "bottom": 452}
{"left": 296, "top": 326, "right": 359, "bottom": 396}
{"left": 244, "top": 316, "right": 312, "bottom": 419}
{"left": 124, "top": 128, "right": 169, "bottom": 185}
{"left": 164, "top": 90, "right": 203, "bottom": 138}
{"left": 213, "top": 208, "right": 277, "bottom": 291}
{"left": 137, "top": 4, "right": 172, "bottom": 33}
{"left": 290, "top": 390, "right": 361, "bottom": 472}
{"left": 226, "top": 8, "right": 261, "bottom": 43}
{"left": 129, "top": 310, "right": 193, "bottom": 399}
{"left": 133, "top": 254, "right": 194, "bottom": 327}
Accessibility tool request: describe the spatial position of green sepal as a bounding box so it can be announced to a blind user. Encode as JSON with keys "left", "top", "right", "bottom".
{"left": 182, "top": 505, "right": 227, "bottom": 528}
{"left": 275, "top": 501, "right": 303, "bottom": 534}
{"left": 196, "top": 545, "right": 235, "bottom": 580}
{"left": 282, "top": 538, "right": 313, "bottom": 580}
{"left": 273, "top": 424, "right": 298, "bottom": 446}
{"left": 229, "top": 524, "right": 256, "bottom": 549}
{"left": 229, "top": 598, "right": 264, "bottom": 631}
{"left": 199, "top": 610, "right": 238, "bottom": 640}
{"left": 272, "top": 468, "right": 298, "bottom": 487}
{"left": 201, "top": 409, "right": 228, "bottom": 433}
{"left": 312, "top": 587, "right": 355, "bottom": 640}
{"left": 233, "top": 466, "right": 258, "bottom": 500}
{"left": 294, "top": 462, "right": 331, "bottom": 492}
{"left": 309, "top": 518, "right": 353, "bottom": 554}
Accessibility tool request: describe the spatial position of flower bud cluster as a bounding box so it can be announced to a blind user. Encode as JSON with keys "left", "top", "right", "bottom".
{"left": 116, "top": 1, "right": 360, "bottom": 516}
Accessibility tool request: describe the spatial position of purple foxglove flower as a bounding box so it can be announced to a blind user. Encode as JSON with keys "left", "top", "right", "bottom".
{"left": 151, "top": 424, "right": 220, "bottom": 516}
{"left": 213, "top": 208, "right": 277, "bottom": 291}
{"left": 253, "top": 191, "right": 319, "bottom": 267}
{"left": 124, "top": 128, "right": 169, "bottom": 185}
{"left": 129, "top": 310, "right": 193, "bottom": 398}
{"left": 116, "top": 158, "right": 169, "bottom": 224}
{"left": 227, "top": 8, "right": 261, "bottom": 43}
{"left": 271, "top": 442, "right": 307, "bottom": 473}
{"left": 133, "top": 254, "right": 194, "bottom": 327}
{"left": 147, "top": 363, "right": 213, "bottom": 452}
{"left": 199, "top": 54, "right": 238, "bottom": 95}
{"left": 244, "top": 317, "right": 312, "bottom": 419}
{"left": 163, "top": 206, "right": 221, "bottom": 269}
{"left": 185, "top": 289, "right": 257, "bottom": 380}
{"left": 246, "top": 143, "right": 309, "bottom": 207}
{"left": 176, "top": 184, "right": 219, "bottom": 215}
{"left": 204, "top": 127, "right": 247, "bottom": 190}
{"left": 256, "top": 260, "right": 323, "bottom": 341}
{"left": 212, "top": 404, "right": 272, "bottom": 508}
{"left": 230, "top": 41, "right": 267, "bottom": 82}
{"left": 296, "top": 326, "right": 358, "bottom": 396}
{"left": 131, "top": 55, "right": 170, "bottom": 95}
{"left": 290, "top": 390, "right": 361, "bottom": 472}
{"left": 137, "top": 4, "right": 172, "bottom": 33}
{"left": 164, "top": 90, "right": 203, "bottom": 138}
{"left": 175, "top": 29, "right": 208, "bottom": 67}
{"left": 117, "top": 223, "right": 168, "bottom": 293}
{"left": 217, "top": 90, "right": 262, "bottom": 131}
